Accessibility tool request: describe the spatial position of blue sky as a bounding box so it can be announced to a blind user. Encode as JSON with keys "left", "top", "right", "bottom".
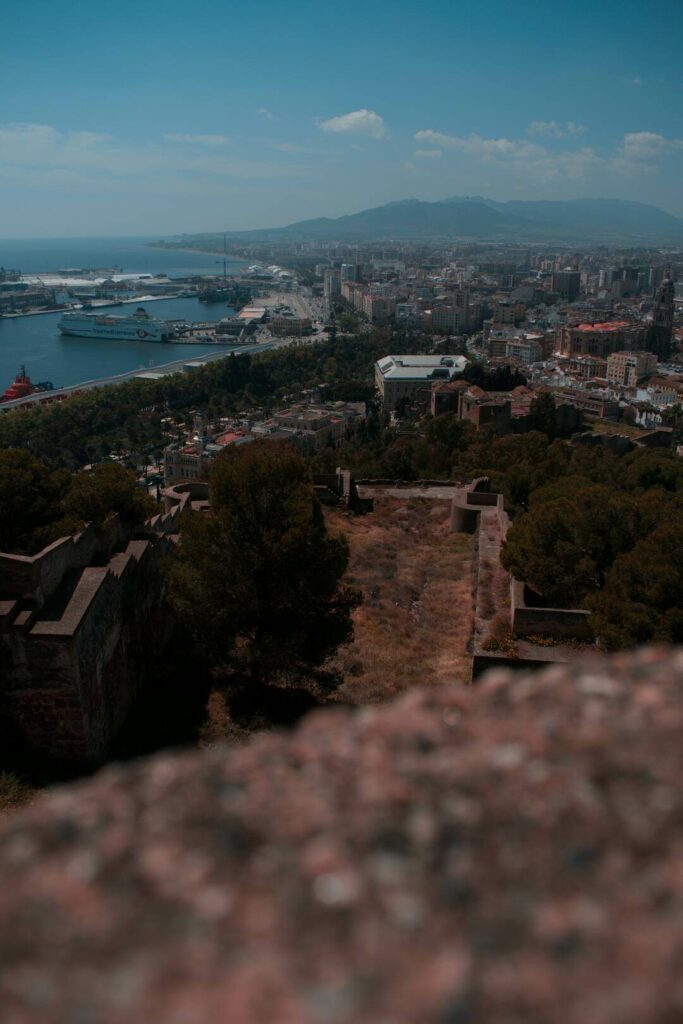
{"left": 1, "top": 0, "right": 682, "bottom": 237}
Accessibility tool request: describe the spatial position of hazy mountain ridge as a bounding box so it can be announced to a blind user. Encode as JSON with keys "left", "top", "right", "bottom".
{"left": 170, "top": 197, "right": 683, "bottom": 245}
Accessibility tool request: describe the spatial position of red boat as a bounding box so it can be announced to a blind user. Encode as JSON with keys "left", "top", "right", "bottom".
{"left": 0, "top": 365, "right": 53, "bottom": 403}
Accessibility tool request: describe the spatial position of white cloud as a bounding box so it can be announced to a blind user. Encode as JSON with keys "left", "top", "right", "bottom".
{"left": 414, "top": 125, "right": 683, "bottom": 185}
{"left": 414, "top": 129, "right": 458, "bottom": 148}
{"left": 0, "top": 123, "right": 120, "bottom": 170}
{"left": 560, "top": 147, "right": 606, "bottom": 178}
{"left": 163, "top": 133, "right": 230, "bottom": 146}
{"left": 414, "top": 148, "right": 442, "bottom": 159}
{"left": 271, "top": 142, "right": 307, "bottom": 153}
{"left": 415, "top": 130, "right": 546, "bottom": 161}
{"left": 257, "top": 107, "right": 276, "bottom": 120}
{"left": 319, "top": 108, "right": 388, "bottom": 140}
{"left": 527, "top": 120, "right": 586, "bottom": 138}
{"left": 619, "top": 131, "right": 683, "bottom": 161}
{"left": 0, "top": 122, "right": 305, "bottom": 186}
{"left": 414, "top": 127, "right": 606, "bottom": 182}
{"left": 613, "top": 131, "right": 683, "bottom": 176}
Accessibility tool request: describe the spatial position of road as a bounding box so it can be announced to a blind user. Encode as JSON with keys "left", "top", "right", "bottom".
{"left": 0, "top": 334, "right": 299, "bottom": 413}
{"left": 255, "top": 288, "right": 321, "bottom": 323}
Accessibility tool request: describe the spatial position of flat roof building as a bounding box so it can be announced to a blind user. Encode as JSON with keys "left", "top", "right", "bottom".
{"left": 375, "top": 354, "right": 468, "bottom": 411}
{"left": 504, "top": 337, "right": 543, "bottom": 366}
{"left": 607, "top": 350, "right": 658, "bottom": 388}
{"left": 429, "top": 305, "right": 469, "bottom": 333}
{"left": 237, "top": 306, "right": 267, "bottom": 322}
{"left": 271, "top": 315, "right": 312, "bottom": 337}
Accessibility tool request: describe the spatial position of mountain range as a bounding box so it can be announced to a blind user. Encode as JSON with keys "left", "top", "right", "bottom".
{"left": 171, "top": 197, "right": 683, "bottom": 246}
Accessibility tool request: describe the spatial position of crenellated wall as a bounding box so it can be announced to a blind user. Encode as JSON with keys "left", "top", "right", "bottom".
{"left": 0, "top": 516, "right": 126, "bottom": 604}
{"left": 0, "top": 517, "right": 179, "bottom": 763}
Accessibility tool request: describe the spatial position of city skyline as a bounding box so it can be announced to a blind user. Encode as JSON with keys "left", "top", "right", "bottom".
{"left": 2, "top": 0, "right": 682, "bottom": 237}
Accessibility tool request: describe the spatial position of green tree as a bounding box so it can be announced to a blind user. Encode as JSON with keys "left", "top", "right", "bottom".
{"left": 425, "top": 412, "right": 468, "bottom": 455}
{"left": 589, "top": 517, "right": 683, "bottom": 649}
{"left": 169, "top": 442, "right": 360, "bottom": 685}
{"left": 501, "top": 484, "right": 641, "bottom": 606}
{"left": 0, "top": 449, "right": 67, "bottom": 553}
{"left": 60, "top": 463, "right": 157, "bottom": 531}
{"left": 528, "top": 391, "right": 557, "bottom": 438}
{"left": 621, "top": 449, "right": 683, "bottom": 494}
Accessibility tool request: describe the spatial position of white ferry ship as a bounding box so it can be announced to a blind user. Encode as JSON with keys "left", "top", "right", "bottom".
{"left": 58, "top": 307, "right": 176, "bottom": 342}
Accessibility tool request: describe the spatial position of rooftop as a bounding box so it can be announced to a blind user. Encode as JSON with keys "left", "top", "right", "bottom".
{"left": 237, "top": 306, "right": 267, "bottom": 320}
{"left": 213, "top": 430, "right": 249, "bottom": 446}
{"left": 575, "top": 321, "right": 634, "bottom": 332}
{"left": 377, "top": 354, "right": 468, "bottom": 381}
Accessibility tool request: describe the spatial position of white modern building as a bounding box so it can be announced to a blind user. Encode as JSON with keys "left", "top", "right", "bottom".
{"left": 375, "top": 354, "right": 468, "bottom": 410}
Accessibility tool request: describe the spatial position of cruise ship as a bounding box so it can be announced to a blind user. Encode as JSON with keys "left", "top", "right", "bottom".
{"left": 58, "top": 307, "right": 176, "bottom": 342}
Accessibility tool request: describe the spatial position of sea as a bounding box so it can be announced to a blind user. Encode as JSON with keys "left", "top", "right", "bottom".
{"left": 0, "top": 236, "right": 248, "bottom": 390}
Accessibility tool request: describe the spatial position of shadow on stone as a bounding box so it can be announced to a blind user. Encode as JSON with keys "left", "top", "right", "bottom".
{"left": 228, "top": 683, "right": 325, "bottom": 731}
{"left": 110, "top": 630, "right": 214, "bottom": 761}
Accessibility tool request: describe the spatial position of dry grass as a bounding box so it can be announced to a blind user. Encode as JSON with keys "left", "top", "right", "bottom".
{"left": 325, "top": 497, "right": 474, "bottom": 703}
{"left": 473, "top": 507, "right": 513, "bottom": 648}
{"left": 584, "top": 417, "right": 649, "bottom": 439}
{"left": 0, "top": 772, "right": 35, "bottom": 816}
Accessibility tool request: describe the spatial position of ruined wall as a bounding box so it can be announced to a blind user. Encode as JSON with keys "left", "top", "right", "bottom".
{"left": 73, "top": 541, "right": 173, "bottom": 760}
{"left": 0, "top": 517, "right": 126, "bottom": 603}
{"left": 450, "top": 481, "right": 505, "bottom": 533}
{"left": 162, "top": 482, "right": 210, "bottom": 514}
{"left": 510, "top": 580, "right": 592, "bottom": 639}
{"left": 0, "top": 535, "right": 174, "bottom": 763}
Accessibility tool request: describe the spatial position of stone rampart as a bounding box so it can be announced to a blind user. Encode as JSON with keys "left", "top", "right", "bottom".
{"left": 465, "top": 490, "right": 498, "bottom": 506}
{"left": 510, "top": 579, "right": 592, "bottom": 639}
{"left": 454, "top": 480, "right": 595, "bottom": 672}
{"left": 450, "top": 479, "right": 506, "bottom": 533}
{"left": 0, "top": 525, "right": 176, "bottom": 762}
{"left": 572, "top": 431, "right": 634, "bottom": 455}
{"left": 0, "top": 516, "right": 126, "bottom": 604}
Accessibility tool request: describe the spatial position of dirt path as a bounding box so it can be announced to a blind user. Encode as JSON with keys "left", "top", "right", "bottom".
{"left": 326, "top": 496, "right": 473, "bottom": 703}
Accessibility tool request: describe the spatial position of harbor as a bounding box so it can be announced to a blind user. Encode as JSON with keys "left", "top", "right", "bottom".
{"left": 0, "top": 238, "right": 254, "bottom": 390}
{"left": 0, "top": 237, "right": 326, "bottom": 397}
{"left": 0, "top": 334, "right": 292, "bottom": 412}
{"left": 0, "top": 296, "right": 246, "bottom": 393}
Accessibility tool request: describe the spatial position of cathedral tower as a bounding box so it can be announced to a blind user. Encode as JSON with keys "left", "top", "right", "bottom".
{"left": 648, "top": 276, "right": 675, "bottom": 360}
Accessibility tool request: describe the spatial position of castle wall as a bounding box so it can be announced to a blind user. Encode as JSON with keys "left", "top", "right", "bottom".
{"left": 510, "top": 579, "right": 592, "bottom": 639}
{"left": 0, "top": 518, "right": 126, "bottom": 603}
{"left": 0, "top": 530, "right": 175, "bottom": 763}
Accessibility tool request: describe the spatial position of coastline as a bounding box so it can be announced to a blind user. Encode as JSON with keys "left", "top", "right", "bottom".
{"left": 0, "top": 335, "right": 294, "bottom": 412}
{"left": 1, "top": 295, "right": 183, "bottom": 320}
{"left": 147, "top": 243, "right": 254, "bottom": 265}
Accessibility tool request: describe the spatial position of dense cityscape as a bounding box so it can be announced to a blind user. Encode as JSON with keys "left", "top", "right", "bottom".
{"left": 1, "top": 231, "right": 681, "bottom": 739}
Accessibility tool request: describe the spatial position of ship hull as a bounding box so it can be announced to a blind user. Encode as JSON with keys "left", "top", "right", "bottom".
{"left": 58, "top": 308, "right": 175, "bottom": 342}
{"left": 59, "top": 326, "right": 171, "bottom": 341}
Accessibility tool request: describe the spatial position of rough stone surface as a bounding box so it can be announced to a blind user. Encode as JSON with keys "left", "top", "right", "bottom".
{"left": 2, "top": 648, "right": 683, "bottom": 1023}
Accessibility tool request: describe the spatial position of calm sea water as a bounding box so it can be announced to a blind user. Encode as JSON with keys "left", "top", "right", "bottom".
{"left": 0, "top": 237, "right": 247, "bottom": 389}
{"left": 0, "top": 236, "right": 239, "bottom": 279}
